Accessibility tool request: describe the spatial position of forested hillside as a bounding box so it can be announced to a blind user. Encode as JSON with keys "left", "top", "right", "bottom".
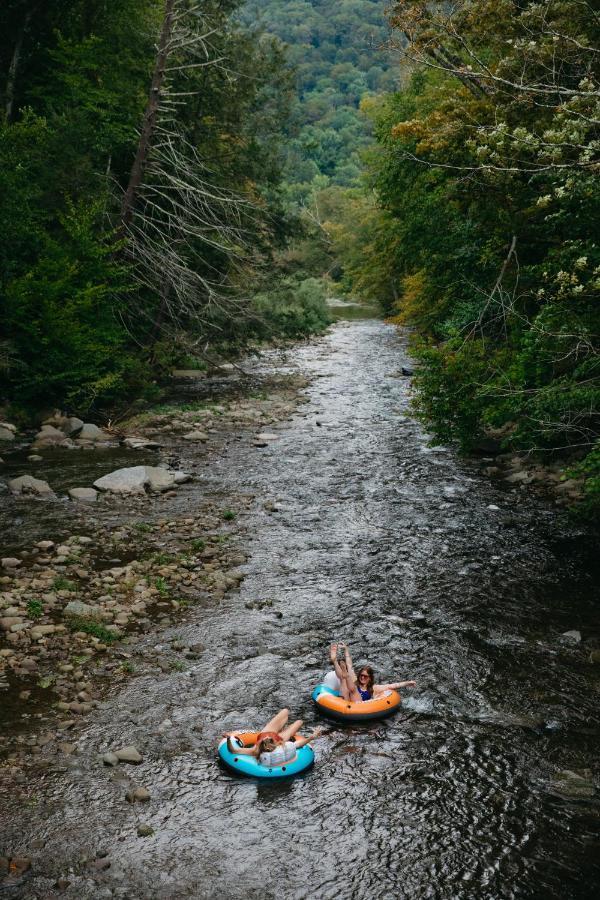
{"left": 329, "top": 0, "right": 600, "bottom": 514}
{"left": 241, "top": 0, "right": 397, "bottom": 203}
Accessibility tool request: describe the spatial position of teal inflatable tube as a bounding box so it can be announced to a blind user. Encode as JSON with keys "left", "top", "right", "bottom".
{"left": 218, "top": 735, "right": 315, "bottom": 779}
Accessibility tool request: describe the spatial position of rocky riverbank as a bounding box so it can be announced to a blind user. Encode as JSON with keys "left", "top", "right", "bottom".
{"left": 0, "top": 373, "right": 309, "bottom": 789}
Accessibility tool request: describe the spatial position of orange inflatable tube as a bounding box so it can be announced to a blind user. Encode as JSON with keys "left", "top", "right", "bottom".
{"left": 313, "top": 686, "right": 402, "bottom": 722}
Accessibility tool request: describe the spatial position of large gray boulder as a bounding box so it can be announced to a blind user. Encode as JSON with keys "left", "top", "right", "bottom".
{"left": 94, "top": 466, "right": 149, "bottom": 494}
{"left": 8, "top": 474, "right": 54, "bottom": 496}
{"left": 0, "top": 422, "right": 16, "bottom": 441}
{"left": 93, "top": 465, "right": 189, "bottom": 495}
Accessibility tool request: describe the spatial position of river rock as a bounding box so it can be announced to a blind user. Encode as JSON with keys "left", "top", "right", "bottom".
{"left": 63, "top": 600, "right": 100, "bottom": 619}
{"left": 36, "top": 540, "right": 54, "bottom": 550}
{"left": 123, "top": 436, "right": 161, "bottom": 450}
{"left": 94, "top": 466, "right": 150, "bottom": 494}
{"left": 30, "top": 624, "right": 57, "bottom": 639}
{"left": 114, "top": 745, "right": 143, "bottom": 763}
{"left": 94, "top": 465, "right": 187, "bottom": 494}
{"left": 102, "top": 752, "right": 119, "bottom": 766}
{"left": 126, "top": 787, "right": 150, "bottom": 802}
{"left": 183, "top": 430, "right": 209, "bottom": 441}
{"left": 63, "top": 416, "right": 84, "bottom": 436}
{"left": 8, "top": 474, "right": 54, "bottom": 496}
{"left": 1, "top": 557, "right": 21, "bottom": 569}
{"left": 561, "top": 629, "right": 582, "bottom": 644}
{"left": 255, "top": 433, "right": 279, "bottom": 442}
{"left": 551, "top": 769, "right": 595, "bottom": 799}
{"left": 137, "top": 823, "right": 154, "bottom": 836}
{"left": 0, "top": 422, "right": 17, "bottom": 440}
{"left": 0, "top": 616, "right": 23, "bottom": 631}
{"left": 77, "top": 423, "right": 112, "bottom": 442}
{"left": 32, "top": 424, "right": 71, "bottom": 448}
{"left": 68, "top": 487, "right": 98, "bottom": 502}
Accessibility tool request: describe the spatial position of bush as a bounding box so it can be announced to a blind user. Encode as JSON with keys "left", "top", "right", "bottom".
{"left": 249, "top": 276, "right": 332, "bottom": 340}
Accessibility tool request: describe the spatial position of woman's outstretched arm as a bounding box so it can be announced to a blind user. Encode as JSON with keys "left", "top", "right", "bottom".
{"left": 293, "top": 727, "right": 323, "bottom": 750}
{"left": 375, "top": 679, "right": 416, "bottom": 692}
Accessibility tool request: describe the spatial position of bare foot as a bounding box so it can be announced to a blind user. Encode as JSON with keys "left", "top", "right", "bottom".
{"left": 329, "top": 643, "right": 337, "bottom": 663}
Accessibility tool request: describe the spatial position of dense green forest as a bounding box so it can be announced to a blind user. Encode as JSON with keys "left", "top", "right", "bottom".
{"left": 240, "top": 0, "right": 397, "bottom": 203}
{"left": 0, "top": 0, "right": 331, "bottom": 414}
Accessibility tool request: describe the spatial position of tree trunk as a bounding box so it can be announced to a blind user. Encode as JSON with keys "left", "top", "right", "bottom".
{"left": 120, "top": 0, "right": 177, "bottom": 230}
{"left": 5, "top": 3, "right": 36, "bottom": 123}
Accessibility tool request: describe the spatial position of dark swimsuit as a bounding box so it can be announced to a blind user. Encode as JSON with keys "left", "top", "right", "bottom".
{"left": 358, "top": 687, "right": 371, "bottom": 701}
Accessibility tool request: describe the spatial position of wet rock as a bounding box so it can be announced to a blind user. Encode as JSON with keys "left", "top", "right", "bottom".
{"left": 589, "top": 649, "right": 600, "bottom": 664}
{"left": 58, "top": 742, "right": 77, "bottom": 755}
{"left": 68, "top": 487, "right": 99, "bottom": 503}
{"left": 93, "top": 465, "right": 187, "bottom": 495}
{"left": 183, "top": 430, "right": 209, "bottom": 441}
{"left": 561, "top": 630, "right": 582, "bottom": 644}
{"left": 94, "top": 466, "right": 148, "bottom": 495}
{"left": 77, "top": 423, "right": 112, "bottom": 443}
{"left": 8, "top": 474, "right": 54, "bottom": 497}
{"left": 504, "top": 471, "right": 531, "bottom": 484}
{"left": 102, "top": 752, "right": 120, "bottom": 767}
{"left": 30, "top": 624, "right": 57, "bottom": 640}
{"left": 0, "top": 616, "right": 23, "bottom": 631}
{"left": 255, "top": 433, "right": 279, "bottom": 442}
{"left": 36, "top": 540, "right": 55, "bottom": 551}
{"left": 90, "top": 857, "right": 111, "bottom": 871}
{"left": 126, "top": 786, "right": 150, "bottom": 802}
{"left": 0, "top": 422, "right": 17, "bottom": 441}
{"left": 1, "top": 557, "right": 21, "bottom": 569}
{"left": 27, "top": 454, "right": 43, "bottom": 462}
{"left": 137, "top": 823, "right": 154, "bottom": 837}
{"left": 32, "top": 424, "right": 71, "bottom": 448}
{"left": 550, "top": 769, "right": 595, "bottom": 799}
{"left": 114, "top": 745, "right": 143, "bottom": 763}
{"left": 123, "top": 436, "right": 160, "bottom": 450}
{"left": 63, "top": 416, "right": 84, "bottom": 436}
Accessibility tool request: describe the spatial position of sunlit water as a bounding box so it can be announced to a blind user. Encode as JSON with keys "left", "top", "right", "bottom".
{"left": 2, "top": 320, "right": 599, "bottom": 899}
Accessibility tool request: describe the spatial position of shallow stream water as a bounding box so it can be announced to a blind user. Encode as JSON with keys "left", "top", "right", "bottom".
{"left": 3, "top": 318, "right": 599, "bottom": 899}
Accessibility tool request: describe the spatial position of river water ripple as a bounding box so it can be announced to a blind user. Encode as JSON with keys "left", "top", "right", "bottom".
{"left": 3, "top": 319, "right": 599, "bottom": 899}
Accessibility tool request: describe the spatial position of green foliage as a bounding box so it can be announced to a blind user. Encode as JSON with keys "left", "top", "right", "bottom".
{"left": 69, "top": 619, "right": 118, "bottom": 643}
{"left": 222, "top": 509, "right": 236, "bottom": 521}
{"left": 249, "top": 277, "right": 332, "bottom": 339}
{"left": 52, "top": 577, "right": 77, "bottom": 592}
{"left": 26, "top": 599, "right": 43, "bottom": 619}
{"left": 334, "top": 1, "right": 600, "bottom": 511}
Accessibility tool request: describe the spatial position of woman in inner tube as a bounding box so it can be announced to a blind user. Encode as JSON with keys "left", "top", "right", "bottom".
{"left": 329, "top": 642, "right": 416, "bottom": 702}
{"left": 223, "top": 708, "right": 322, "bottom": 767}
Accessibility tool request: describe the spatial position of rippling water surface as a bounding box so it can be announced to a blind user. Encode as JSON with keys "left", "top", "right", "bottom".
{"left": 4, "top": 319, "right": 599, "bottom": 899}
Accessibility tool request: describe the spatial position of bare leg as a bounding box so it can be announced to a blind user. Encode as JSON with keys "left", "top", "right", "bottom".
{"left": 280, "top": 719, "right": 303, "bottom": 741}
{"left": 261, "top": 708, "right": 289, "bottom": 733}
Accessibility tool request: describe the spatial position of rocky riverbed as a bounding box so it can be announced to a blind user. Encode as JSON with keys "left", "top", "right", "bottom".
{"left": 0, "top": 373, "right": 308, "bottom": 771}
{"left": 1, "top": 321, "right": 598, "bottom": 899}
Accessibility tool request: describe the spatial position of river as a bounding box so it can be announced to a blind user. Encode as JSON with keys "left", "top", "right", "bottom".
{"left": 2, "top": 317, "right": 599, "bottom": 899}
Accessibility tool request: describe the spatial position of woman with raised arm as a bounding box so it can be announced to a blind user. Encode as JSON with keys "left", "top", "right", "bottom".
{"left": 329, "top": 642, "right": 416, "bottom": 702}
